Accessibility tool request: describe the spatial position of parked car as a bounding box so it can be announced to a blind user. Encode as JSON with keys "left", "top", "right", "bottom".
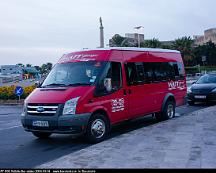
{"left": 21, "top": 47, "right": 187, "bottom": 143}
{"left": 187, "top": 73, "right": 216, "bottom": 105}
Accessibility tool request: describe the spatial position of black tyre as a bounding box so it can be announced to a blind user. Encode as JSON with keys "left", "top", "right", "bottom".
{"left": 32, "top": 132, "right": 52, "bottom": 139}
{"left": 85, "top": 113, "right": 110, "bottom": 143}
{"left": 155, "top": 112, "right": 163, "bottom": 122}
{"left": 206, "top": 101, "right": 213, "bottom": 106}
{"left": 188, "top": 101, "right": 194, "bottom": 106}
{"left": 156, "top": 100, "right": 175, "bottom": 121}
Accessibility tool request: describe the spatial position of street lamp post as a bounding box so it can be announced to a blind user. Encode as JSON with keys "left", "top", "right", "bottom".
{"left": 134, "top": 26, "right": 144, "bottom": 48}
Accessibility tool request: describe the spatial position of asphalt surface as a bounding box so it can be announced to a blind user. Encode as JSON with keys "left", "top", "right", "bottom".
{"left": 0, "top": 103, "right": 209, "bottom": 168}
{"left": 0, "top": 79, "right": 36, "bottom": 87}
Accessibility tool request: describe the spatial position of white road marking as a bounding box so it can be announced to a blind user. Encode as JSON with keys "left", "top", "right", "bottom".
{"left": 0, "top": 125, "right": 22, "bottom": 131}
{"left": 0, "top": 114, "right": 21, "bottom": 117}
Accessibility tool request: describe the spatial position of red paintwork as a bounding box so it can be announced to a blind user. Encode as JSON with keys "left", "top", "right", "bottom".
{"left": 27, "top": 49, "right": 187, "bottom": 125}
{"left": 26, "top": 87, "right": 95, "bottom": 104}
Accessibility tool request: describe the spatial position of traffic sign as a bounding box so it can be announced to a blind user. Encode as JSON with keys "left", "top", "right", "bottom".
{"left": 15, "top": 86, "right": 24, "bottom": 97}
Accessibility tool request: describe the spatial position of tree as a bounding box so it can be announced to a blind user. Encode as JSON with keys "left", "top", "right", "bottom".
{"left": 205, "top": 41, "right": 216, "bottom": 66}
{"left": 109, "top": 34, "right": 132, "bottom": 47}
{"left": 109, "top": 34, "right": 125, "bottom": 47}
{"left": 46, "top": 63, "right": 53, "bottom": 71}
{"left": 16, "top": 63, "right": 24, "bottom": 67}
{"left": 172, "top": 37, "right": 194, "bottom": 66}
{"left": 40, "top": 63, "right": 53, "bottom": 74}
{"left": 141, "top": 38, "right": 162, "bottom": 48}
{"left": 34, "top": 66, "right": 41, "bottom": 72}
{"left": 194, "top": 41, "right": 216, "bottom": 66}
{"left": 26, "top": 64, "right": 32, "bottom": 67}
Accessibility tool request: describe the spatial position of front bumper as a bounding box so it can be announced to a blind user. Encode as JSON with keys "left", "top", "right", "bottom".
{"left": 187, "top": 93, "right": 216, "bottom": 102}
{"left": 21, "top": 113, "right": 91, "bottom": 135}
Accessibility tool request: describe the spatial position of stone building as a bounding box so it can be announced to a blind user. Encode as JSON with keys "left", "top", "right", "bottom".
{"left": 194, "top": 28, "right": 216, "bottom": 46}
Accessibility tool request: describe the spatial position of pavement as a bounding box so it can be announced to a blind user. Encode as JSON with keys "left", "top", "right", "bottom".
{"left": 0, "top": 79, "right": 36, "bottom": 87}
{"left": 38, "top": 106, "right": 216, "bottom": 169}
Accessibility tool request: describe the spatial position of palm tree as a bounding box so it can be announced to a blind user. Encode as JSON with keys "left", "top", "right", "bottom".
{"left": 172, "top": 37, "right": 194, "bottom": 66}
{"left": 141, "top": 38, "right": 162, "bottom": 48}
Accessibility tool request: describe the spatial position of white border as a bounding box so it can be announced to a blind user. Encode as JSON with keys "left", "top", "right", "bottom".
{"left": 72, "top": 47, "right": 180, "bottom": 54}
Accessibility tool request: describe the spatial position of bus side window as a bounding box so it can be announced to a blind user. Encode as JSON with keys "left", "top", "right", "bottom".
{"left": 143, "top": 63, "right": 154, "bottom": 83}
{"left": 168, "top": 63, "right": 176, "bottom": 81}
{"left": 135, "top": 62, "right": 145, "bottom": 84}
{"left": 125, "top": 63, "right": 138, "bottom": 85}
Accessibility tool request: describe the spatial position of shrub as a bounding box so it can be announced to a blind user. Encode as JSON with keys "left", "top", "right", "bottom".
{"left": 0, "top": 85, "right": 36, "bottom": 100}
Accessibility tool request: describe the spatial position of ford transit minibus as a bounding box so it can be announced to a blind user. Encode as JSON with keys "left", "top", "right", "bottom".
{"left": 21, "top": 47, "right": 187, "bottom": 143}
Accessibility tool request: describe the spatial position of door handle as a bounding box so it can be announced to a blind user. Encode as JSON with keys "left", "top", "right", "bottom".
{"left": 123, "top": 89, "right": 127, "bottom": 96}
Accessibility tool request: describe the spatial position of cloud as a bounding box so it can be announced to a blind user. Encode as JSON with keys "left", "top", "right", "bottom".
{"left": 0, "top": 0, "right": 216, "bottom": 65}
{"left": 0, "top": 47, "right": 74, "bottom": 66}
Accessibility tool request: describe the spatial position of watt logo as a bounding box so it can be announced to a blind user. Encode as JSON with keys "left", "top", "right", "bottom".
{"left": 168, "top": 81, "right": 185, "bottom": 91}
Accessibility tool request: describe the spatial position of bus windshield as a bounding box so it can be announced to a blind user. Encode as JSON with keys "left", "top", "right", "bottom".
{"left": 41, "top": 61, "right": 106, "bottom": 88}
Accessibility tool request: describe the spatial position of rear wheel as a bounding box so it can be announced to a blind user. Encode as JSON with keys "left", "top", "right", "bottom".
{"left": 85, "top": 113, "right": 110, "bottom": 143}
{"left": 155, "top": 100, "right": 175, "bottom": 121}
{"left": 32, "top": 132, "right": 52, "bottom": 139}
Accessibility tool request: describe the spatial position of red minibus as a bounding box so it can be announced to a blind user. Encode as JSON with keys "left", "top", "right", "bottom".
{"left": 21, "top": 47, "right": 187, "bottom": 143}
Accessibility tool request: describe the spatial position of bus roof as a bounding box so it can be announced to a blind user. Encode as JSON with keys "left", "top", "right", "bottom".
{"left": 80, "top": 47, "right": 180, "bottom": 53}
{"left": 58, "top": 47, "right": 181, "bottom": 64}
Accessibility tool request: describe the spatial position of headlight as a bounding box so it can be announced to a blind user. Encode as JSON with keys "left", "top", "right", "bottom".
{"left": 211, "top": 88, "right": 216, "bottom": 93}
{"left": 21, "top": 101, "right": 27, "bottom": 116}
{"left": 63, "top": 97, "right": 80, "bottom": 115}
{"left": 187, "top": 88, "right": 192, "bottom": 94}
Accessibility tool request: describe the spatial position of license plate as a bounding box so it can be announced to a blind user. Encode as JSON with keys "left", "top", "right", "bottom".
{"left": 32, "top": 121, "right": 49, "bottom": 127}
{"left": 195, "top": 95, "right": 206, "bottom": 99}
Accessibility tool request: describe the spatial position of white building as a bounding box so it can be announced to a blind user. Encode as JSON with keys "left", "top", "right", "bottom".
{"left": 0, "top": 65, "right": 22, "bottom": 75}
{"left": 0, "top": 65, "right": 23, "bottom": 83}
{"left": 125, "top": 33, "right": 144, "bottom": 43}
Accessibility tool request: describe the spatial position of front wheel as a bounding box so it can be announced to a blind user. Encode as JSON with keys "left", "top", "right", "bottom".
{"left": 85, "top": 114, "right": 110, "bottom": 143}
{"left": 32, "top": 132, "right": 52, "bottom": 139}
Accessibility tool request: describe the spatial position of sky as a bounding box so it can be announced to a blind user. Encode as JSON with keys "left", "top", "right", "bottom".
{"left": 0, "top": 0, "right": 215, "bottom": 66}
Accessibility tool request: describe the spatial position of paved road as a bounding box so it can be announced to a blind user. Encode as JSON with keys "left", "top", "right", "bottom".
{"left": 0, "top": 104, "right": 209, "bottom": 168}
{"left": 0, "top": 79, "right": 36, "bottom": 87}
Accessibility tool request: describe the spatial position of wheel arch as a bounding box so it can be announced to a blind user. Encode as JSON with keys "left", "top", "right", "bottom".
{"left": 161, "top": 93, "right": 176, "bottom": 112}
{"left": 90, "top": 108, "right": 111, "bottom": 128}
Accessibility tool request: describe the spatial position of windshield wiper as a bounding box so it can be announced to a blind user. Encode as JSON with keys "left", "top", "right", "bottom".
{"left": 66, "top": 83, "right": 91, "bottom": 86}
{"left": 42, "top": 83, "right": 67, "bottom": 88}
